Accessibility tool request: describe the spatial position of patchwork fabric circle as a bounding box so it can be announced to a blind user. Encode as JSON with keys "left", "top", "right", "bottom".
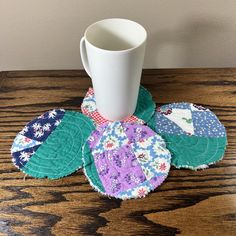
{"left": 148, "top": 103, "right": 227, "bottom": 170}
{"left": 81, "top": 86, "right": 155, "bottom": 125}
{"left": 11, "top": 109, "right": 95, "bottom": 179}
{"left": 83, "top": 122, "right": 171, "bottom": 199}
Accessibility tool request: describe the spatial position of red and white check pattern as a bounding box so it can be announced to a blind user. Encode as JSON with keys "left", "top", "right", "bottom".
{"left": 81, "top": 88, "right": 144, "bottom": 126}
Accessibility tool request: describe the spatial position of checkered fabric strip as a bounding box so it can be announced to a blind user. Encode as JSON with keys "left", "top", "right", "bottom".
{"left": 90, "top": 111, "right": 108, "bottom": 125}
{"left": 81, "top": 87, "right": 145, "bottom": 126}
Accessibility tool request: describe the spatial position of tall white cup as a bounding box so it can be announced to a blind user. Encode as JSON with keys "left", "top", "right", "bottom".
{"left": 80, "top": 18, "right": 147, "bottom": 121}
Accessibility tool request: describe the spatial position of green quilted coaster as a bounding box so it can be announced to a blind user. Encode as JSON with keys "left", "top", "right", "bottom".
{"left": 21, "top": 111, "right": 95, "bottom": 179}
{"left": 162, "top": 134, "right": 227, "bottom": 170}
{"left": 134, "top": 86, "right": 156, "bottom": 123}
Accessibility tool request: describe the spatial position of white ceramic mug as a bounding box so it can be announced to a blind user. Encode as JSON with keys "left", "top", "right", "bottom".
{"left": 80, "top": 18, "right": 147, "bottom": 121}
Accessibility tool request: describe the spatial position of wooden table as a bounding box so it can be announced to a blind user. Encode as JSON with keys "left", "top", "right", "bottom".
{"left": 0, "top": 69, "right": 235, "bottom": 235}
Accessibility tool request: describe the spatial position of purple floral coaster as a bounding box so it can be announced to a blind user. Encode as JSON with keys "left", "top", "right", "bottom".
{"left": 83, "top": 122, "right": 171, "bottom": 199}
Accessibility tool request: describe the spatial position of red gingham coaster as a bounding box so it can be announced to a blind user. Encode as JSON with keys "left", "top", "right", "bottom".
{"left": 81, "top": 88, "right": 144, "bottom": 126}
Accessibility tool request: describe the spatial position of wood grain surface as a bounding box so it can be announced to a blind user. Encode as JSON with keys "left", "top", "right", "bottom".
{"left": 0, "top": 69, "right": 235, "bottom": 236}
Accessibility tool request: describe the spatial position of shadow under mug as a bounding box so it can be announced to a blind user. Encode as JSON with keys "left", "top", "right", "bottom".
{"left": 80, "top": 18, "right": 147, "bottom": 121}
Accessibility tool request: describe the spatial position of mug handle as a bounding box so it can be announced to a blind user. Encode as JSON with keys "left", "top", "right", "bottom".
{"left": 80, "top": 36, "right": 92, "bottom": 77}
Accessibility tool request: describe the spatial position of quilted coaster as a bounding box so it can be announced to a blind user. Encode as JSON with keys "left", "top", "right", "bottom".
{"left": 83, "top": 121, "right": 171, "bottom": 199}
{"left": 148, "top": 103, "right": 227, "bottom": 170}
{"left": 81, "top": 86, "right": 155, "bottom": 125}
{"left": 11, "top": 109, "right": 95, "bottom": 179}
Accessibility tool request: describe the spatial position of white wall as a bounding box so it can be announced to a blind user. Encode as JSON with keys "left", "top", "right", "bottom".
{"left": 0, "top": 0, "right": 236, "bottom": 70}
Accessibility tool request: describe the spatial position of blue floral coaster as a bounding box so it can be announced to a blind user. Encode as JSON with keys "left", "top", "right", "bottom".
{"left": 148, "top": 103, "right": 227, "bottom": 170}
{"left": 11, "top": 109, "right": 95, "bottom": 179}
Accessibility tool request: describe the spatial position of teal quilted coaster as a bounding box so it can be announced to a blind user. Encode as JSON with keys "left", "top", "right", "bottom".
{"left": 11, "top": 110, "right": 95, "bottom": 179}
{"left": 148, "top": 103, "right": 227, "bottom": 170}
{"left": 134, "top": 86, "right": 156, "bottom": 123}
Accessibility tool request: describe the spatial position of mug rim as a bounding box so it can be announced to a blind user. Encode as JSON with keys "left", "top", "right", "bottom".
{"left": 83, "top": 18, "right": 147, "bottom": 53}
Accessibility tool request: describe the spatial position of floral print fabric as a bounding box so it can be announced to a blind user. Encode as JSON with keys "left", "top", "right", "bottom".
{"left": 12, "top": 145, "right": 40, "bottom": 169}
{"left": 11, "top": 134, "right": 42, "bottom": 154}
{"left": 84, "top": 122, "right": 171, "bottom": 199}
{"left": 11, "top": 109, "right": 65, "bottom": 168}
{"left": 93, "top": 145, "right": 146, "bottom": 195}
{"left": 153, "top": 103, "right": 226, "bottom": 137}
{"left": 148, "top": 103, "right": 227, "bottom": 170}
{"left": 11, "top": 109, "right": 65, "bottom": 169}
{"left": 20, "top": 109, "right": 65, "bottom": 141}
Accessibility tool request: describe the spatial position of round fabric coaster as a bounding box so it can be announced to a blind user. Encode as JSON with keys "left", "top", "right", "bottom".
{"left": 11, "top": 109, "right": 95, "bottom": 179}
{"left": 148, "top": 103, "right": 227, "bottom": 170}
{"left": 81, "top": 86, "right": 156, "bottom": 125}
{"left": 83, "top": 121, "right": 171, "bottom": 199}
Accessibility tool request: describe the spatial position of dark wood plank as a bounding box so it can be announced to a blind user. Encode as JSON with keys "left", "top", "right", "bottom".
{"left": 0, "top": 69, "right": 235, "bottom": 235}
